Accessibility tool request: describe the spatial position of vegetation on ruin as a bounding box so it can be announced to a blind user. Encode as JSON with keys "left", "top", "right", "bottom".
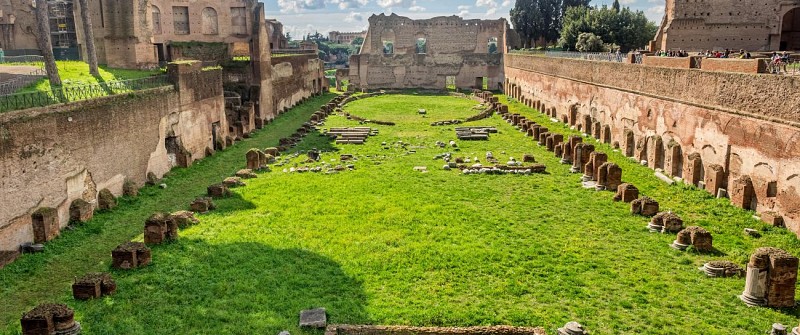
{"left": 18, "top": 61, "right": 161, "bottom": 94}
{"left": 2, "top": 93, "right": 800, "bottom": 334}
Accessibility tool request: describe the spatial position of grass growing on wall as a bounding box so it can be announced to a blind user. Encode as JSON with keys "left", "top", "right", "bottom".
{"left": 18, "top": 61, "right": 161, "bottom": 93}
{"left": 2, "top": 92, "right": 800, "bottom": 335}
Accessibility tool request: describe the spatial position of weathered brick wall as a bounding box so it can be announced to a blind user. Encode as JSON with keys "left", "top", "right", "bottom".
{"left": 701, "top": 58, "right": 767, "bottom": 74}
{"left": 506, "top": 54, "right": 800, "bottom": 125}
{"left": 270, "top": 54, "right": 326, "bottom": 116}
{"left": 0, "top": 65, "right": 227, "bottom": 251}
{"left": 505, "top": 54, "right": 800, "bottom": 236}
{"left": 640, "top": 56, "right": 693, "bottom": 69}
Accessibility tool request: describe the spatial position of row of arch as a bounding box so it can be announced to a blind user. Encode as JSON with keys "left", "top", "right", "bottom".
{"left": 505, "top": 80, "right": 787, "bottom": 214}
{"left": 151, "top": 5, "right": 226, "bottom": 35}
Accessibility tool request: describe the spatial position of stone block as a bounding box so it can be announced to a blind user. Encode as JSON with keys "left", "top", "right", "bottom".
{"left": 97, "top": 188, "right": 117, "bottom": 211}
{"left": 236, "top": 169, "right": 258, "bottom": 179}
{"left": 264, "top": 147, "right": 280, "bottom": 157}
{"left": 650, "top": 211, "right": 684, "bottom": 233}
{"left": 190, "top": 197, "right": 216, "bottom": 213}
{"left": 31, "top": 207, "right": 59, "bottom": 244}
{"left": 144, "top": 212, "right": 170, "bottom": 245}
{"left": 299, "top": 308, "right": 327, "bottom": 328}
{"left": 553, "top": 144, "right": 563, "bottom": 158}
{"left": 246, "top": 149, "right": 264, "bottom": 170}
{"left": 223, "top": 177, "right": 246, "bottom": 188}
{"left": 761, "top": 211, "right": 784, "bottom": 227}
{"left": 207, "top": 184, "right": 231, "bottom": 198}
{"left": 171, "top": 211, "right": 200, "bottom": 228}
{"left": 123, "top": 179, "right": 139, "bottom": 197}
{"left": 539, "top": 132, "right": 549, "bottom": 146}
{"left": 72, "top": 273, "right": 116, "bottom": 300}
{"left": 523, "top": 154, "right": 536, "bottom": 163}
{"left": 69, "top": 199, "right": 93, "bottom": 224}
{"left": 21, "top": 303, "right": 79, "bottom": 335}
{"left": 614, "top": 183, "right": 639, "bottom": 202}
{"left": 632, "top": 197, "right": 659, "bottom": 216}
{"left": 586, "top": 152, "right": 608, "bottom": 180}
{"left": 112, "top": 242, "right": 151, "bottom": 269}
{"left": 742, "top": 247, "right": 798, "bottom": 308}
{"left": 730, "top": 175, "right": 755, "bottom": 210}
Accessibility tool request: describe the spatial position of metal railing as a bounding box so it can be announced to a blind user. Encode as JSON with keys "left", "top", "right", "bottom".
{"left": 0, "top": 68, "right": 46, "bottom": 96}
{"left": 761, "top": 58, "right": 800, "bottom": 75}
{"left": 510, "top": 49, "right": 641, "bottom": 63}
{"left": 0, "top": 75, "right": 172, "bottom": 113}
{"left": 0, "top": 55, "right": 45, "bottom": 63}
{"left": 271, "top": 49, "right": 317, "bottom": 56}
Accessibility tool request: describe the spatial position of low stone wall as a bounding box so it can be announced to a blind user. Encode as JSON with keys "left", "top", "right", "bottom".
{"left": 0, "top": 63, "right": 228, "bottom": 251}
{"left": 271, "top": 54, "right": 327, "bottom": 116}
{"left": 701, "top": 58, "right": 767, "bottom": 74}
{"left": 505, "top": 54, "right": 800, "bottom": 236}
{"left": 641, "top": 55, "right": 694, "bottom": 69}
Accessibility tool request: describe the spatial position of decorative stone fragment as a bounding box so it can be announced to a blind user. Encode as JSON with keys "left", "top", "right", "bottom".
{"left": 648, "top": 211, "right": 683, "bottom": 233}
{"left": 170, "top": 211, "right": 199, "bottom": 228}
{"left": 112, "top": 242, "right": 151, "bottom": 269}
{"left": 236, "top": 169, "right": 258, "bottom": 179}
{"left": 97, "top": 188, "right": 117, "bottom": 210}
{"left": 72, "top": 273, "right": 116, "bottom": 300}
{"left": 701, "top": 261, "right": 744, "bottom": 278}
{"left": 741, "top": 247, "right": 799, "bottom": 308}
{"left": 772, "top": 323, "right": 787, "bottom": 335}
{"left": 672, "top": 226, "right": 713, "bottom": 251}
{"left": 613, "top": 183, "right": 639, "bottom": 202}
{"left": 67, "top": 199, "right": 93, "bottom": 224}
{"left": 299, "top": 308, "right": 327, "bottom": 328}
{"left": 31, "top": 207, "right": 59, "bottom": 244}
{"left": 207, "top": 184, "right": 231, "bottom": 198}
{"left": 21, "top": 303, "right": 80, "bottom": 335}
{"left": 557, "top": 321, "right": 586, "bottom": 335}
{"left": 190, "top": 197, "right": 216, "bottom": 213}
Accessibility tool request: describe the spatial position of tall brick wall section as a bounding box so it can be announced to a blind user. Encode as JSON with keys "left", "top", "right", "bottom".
{"left": 505, "top": 54, "right": 800, "bottom": 236}
{"left": 0, "top": 65, "right": 228, "bottom": 251}
{"left": 270, "top": 54, "right": 327, "bottom": 115}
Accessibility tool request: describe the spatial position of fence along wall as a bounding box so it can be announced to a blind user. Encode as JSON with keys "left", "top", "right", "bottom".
{"left": 504, "top": 54, "right": 800, "bottom": 235}
{"left": 0, "top": 63, "right": 228, "bottom": 252}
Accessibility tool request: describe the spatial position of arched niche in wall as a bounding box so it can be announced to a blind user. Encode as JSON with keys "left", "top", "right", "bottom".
{"left": 202, "top": 7, "right": 219, "bottom": 35}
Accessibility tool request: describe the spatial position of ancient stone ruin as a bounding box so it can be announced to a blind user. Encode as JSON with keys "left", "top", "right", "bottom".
{"left": 299, "top": 308, "right": 327, "bottom": 328}
{"left": 112, "top": 242, "right": 152, "bottom": 270}
{"left": 631, "top": 197, "right": 660, "bottom": 217}
{"left": 701, "top": 261, "right": 744, "bottom": 278}
{"left": 741, "top": 247, "right": 798, "bottom": 308}
{"left": 456, "top": 127, "right": 497, "bottom": 140}
{"left": 72, "top": 273, "right": 116, "bottom": 300}
{"left": 672, "top": 226, "right": 713, "bottom": 252}
{"left": 613, "top": 183, "right": 639, "bottom": 203}
{"left": 326, "top": 127, "right": 378, "bottom": 144}
{"left": 20, "top": 303, "right": 81, "bottom": 335}
{"left": 190, "top": 197, "right": 217, "bottom": 213}
{"left": 648, "top": 211, "right": 684, "bottom": 233}
{"left": 144, "top": 212, "right": 180, "bottom": 245}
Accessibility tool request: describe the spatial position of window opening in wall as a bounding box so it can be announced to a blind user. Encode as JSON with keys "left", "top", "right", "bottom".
{"left": 383, "top": 41, "right": 394, "bottom": 55}
{"left": 445, "top": 76, "right": 456, "bottom": 90}
{"left": 173, "top": 6, "right": 189, "bottom": 35}
{"left": 152, "top": 6, "right": 161, "bottom": 34}
{"left": 231, "top": 7, "right": 247, "bottom": 35}
{"left": 767, "top": 181, "right": 778, "bottom": 197}
{"left": 488, "top": 37, "right": 498, "bottom": 54}
{"left": 416, "top": 38, "right": 426, "bottom": 54}
{"left": 201, "top": 7, "right": 219, "bottom": 35}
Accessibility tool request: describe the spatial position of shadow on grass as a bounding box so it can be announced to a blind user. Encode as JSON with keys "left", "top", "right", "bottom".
{"left": 287, "top": 129, "right": 341, "bottom": 155}
{"left": 208, "top": 191, "right": 258, "bottom": 215}
{"left": 77, "top": 240, "right": 370, "bottom": 334}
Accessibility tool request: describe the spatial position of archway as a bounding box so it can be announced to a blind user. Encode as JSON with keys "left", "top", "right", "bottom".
{"left": 781, "top": 7, "right": 800, "bottom": 51}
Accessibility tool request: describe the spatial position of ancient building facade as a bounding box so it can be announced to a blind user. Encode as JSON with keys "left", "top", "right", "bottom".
{"left": 267, "top": 19, "right": 289, "bottom": 50}
{"left": 348, "top": 14, "right": 507, "bottom": 90}
{"left": 328, "top": 30, "right": 365, "bottom": 44}
{"left": 652, "top": 0, "right": 800, "bottom": 51}
{"left": 504, "top": 54, "right": 800, "bottom": 235}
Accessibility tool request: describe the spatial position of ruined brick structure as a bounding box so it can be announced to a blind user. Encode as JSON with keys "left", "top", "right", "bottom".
{"left": 652, "top": 0, "right": 800, "bottom": 51}
{"left": 505, "top": 54, "right": 800, "bottom": 236}
{"left": 267, "top": 19, "right": 289, "bottom": 50}
{"left": 348, "top": 14, "right": 507, "bottom": 90}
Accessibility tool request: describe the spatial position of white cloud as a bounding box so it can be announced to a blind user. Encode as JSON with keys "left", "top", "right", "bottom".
{"left": 501, "top": 0, "right": 512, "bottom": 6}
{"left": 329, "top": 0, "right": 370, "bottom": 10}
{"left": 619, "top": 0, "right": 636, "bottom": 4}
{"left": 458, "top": 5, "right": 471, "bottom": 10}
{"left": 277, "top": 0, "right": 326, "bottom": 13}
{"left": 376, "top": 0, "right": 414, "bottom": 7}
{"left": 647, "top": 5, "right": 664, "bottom": 15}
{"left": 475, "top": 0, "right": 499, "bottom": 15}
{"left": 409, "top": 5, "right": 425, "bottom": 11}
{"left": 344, "top": 11, "right": 365, "bottom": 22}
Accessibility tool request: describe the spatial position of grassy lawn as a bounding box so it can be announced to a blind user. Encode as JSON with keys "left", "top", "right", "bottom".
{"left": 2, "top": 92, "right": 800, "bottom": 334}
{"left": 16, "top": 61, "right": 161, "bottom": 93}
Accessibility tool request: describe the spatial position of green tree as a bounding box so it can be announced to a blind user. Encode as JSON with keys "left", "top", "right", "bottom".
{"left": 575, "top": 32, "right": 604, "bottom": 52}
{"left": 33, "top": 0, "right": 61, "bottom": 87}
{"left": 352, "top": 37, "right": 364, "bottom": 46}
{"left": 558, "top": 5, "right": 656, "bottom": 52}
{"left": 510, "top": 0, "right": 562, "bottom": 48}
{"left": 612, "top": 0, "right": 620, "bottom": 12}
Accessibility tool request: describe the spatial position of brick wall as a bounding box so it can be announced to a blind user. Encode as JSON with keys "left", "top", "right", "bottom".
{"left": 701, "top": 58, "right": 767, "bottom": 74}
{"left": 270, "top": 54, "right": 326, "bottom": 116}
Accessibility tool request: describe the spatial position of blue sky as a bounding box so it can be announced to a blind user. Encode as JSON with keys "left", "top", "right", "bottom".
{"left": 262, "top": 0, "right": 664, "bottom": 38}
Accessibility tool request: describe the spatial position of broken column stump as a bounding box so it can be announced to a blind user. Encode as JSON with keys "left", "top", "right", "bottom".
{"left": 72, "top": 273, "right": 116, "bottom": 300}
{"left": 730, "top": 175, "right": 755, "bottom": 210}
{"left": 21, "top": 303, "right": 80, "bottom": 335}
{"left": 672, "top": 226, "right": 713, "bottom": 251}
{"left": 144, "top": 212, "right": 177, "bottom": 244}
{"left": 207, "top": 183, "right": 231, "bottom": 198}
{"left": 648, "top": 211, "right": 684, "bottom": 233}
{"left": 246, "top": 149, "right": 264, "bottom": 170}
{"left": 741, "top": 247, "right": 799, "bottom": 308}
{"left": 97, "top": 188, "right": 117, "bottom": 210}
{"left": 613, "top": 183, "right": 639, "bottom": 202}
{"left": 69, "top": 199, "right": 93, "bottom": 224}
{"left": 190, "top": 197, "right": 216, "bottom": 213}
{"left": 631, "top": 197, "right": 659, "bottom": 216}
{"left": 112, "top": 242, "right": 152, "bottom": 269}
{"left": 170, "top": 211, "right": 200, "bottom": 228}
{"left": 702, "top": 261, "right": 744, "bottom": 278}
{"left": 31, "top": 207, "right": 59, "bottom": 244}
{"left": 596, "top": 162, "right": 622, "bottom": 191}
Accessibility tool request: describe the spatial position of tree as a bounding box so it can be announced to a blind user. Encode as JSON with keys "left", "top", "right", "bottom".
{"left": 558, "top": 5, "right": 657, "bottom": 52}
{"left": 575, "top": 32, "right": 604, "bottom": 52}
{"left": 285, "top": 32, "right": 292, "bottom": 41}
{"left": 511, "top": 0, "right": 589, "bottom": 48}
{"left": 352, "top": 37, "right": 364, "bottom": 46}
{"left": 33, "top": 0, "right": 61, "bottom": 87}
{"left": 77, "top": 0, "right": 99, "bottom": 76}
{"left": 612, "top": 0, "right": 620, "bottom": 12}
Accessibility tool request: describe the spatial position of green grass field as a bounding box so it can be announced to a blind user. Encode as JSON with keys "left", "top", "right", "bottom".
{"left": 16, "top": 61, "right": 161, "bottom": 93}
{"left": 1, "top": 92, "right": 799, "bottom": 334}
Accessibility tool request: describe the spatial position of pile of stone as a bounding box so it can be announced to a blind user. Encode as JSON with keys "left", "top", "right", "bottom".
{"left": 461, "top": 164, "right": 547, "bottom": 175}
{"left": 21, "top": 303, "right": 81, "bottom": 335}
{"left": 701, "top": 260, "right": 744, "bottom": 278}
{"left": 455, "top": 126, "right": 497, "bottom": 140}
{"left": 648, "top": 211, "right": 684, "bottom": 233}
{"left": 741, "top": 247, "right": 798, "bottom": 307}
{"left": 430, "top": 119, "right": 464, "bottom": 126}
{"left": 326, "top": 127, "right": 378, "bottom": 144}
{"left": 72, "top": 273, "right": 116, "bottom": 300}
{"left": 672, "top": 226, "right": 713, "bottom": 251}
{"left": 465, "top": 107, "right": 495, "bottom": 122}
{"left": 283, "top": 164, "right": 354, "bottom": 174}
{"left": 111, "top": 242, "right": 151, "bottom": 269}
{"left": 276, "top": 123, "right": 317, "bottom": 151}
{"left": 345, "top": 113, "right": 396, "bottom": 126}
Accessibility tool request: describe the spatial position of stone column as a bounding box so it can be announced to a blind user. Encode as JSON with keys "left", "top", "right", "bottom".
{"left": 741, "top": 247, "right": 798, "bottom": 308}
